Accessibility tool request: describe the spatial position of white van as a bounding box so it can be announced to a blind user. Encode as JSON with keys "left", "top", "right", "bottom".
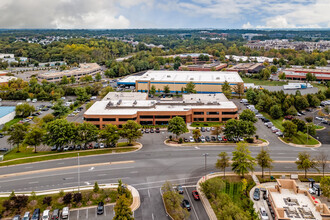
{"left": 62, "top": 207, "right": 69, "bottom": 219}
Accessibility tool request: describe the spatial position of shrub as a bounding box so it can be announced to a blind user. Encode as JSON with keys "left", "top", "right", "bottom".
{"left": 305, "top": 117, "right": 313, "bottom": 123}
{"left": 178, "top": 138, "right": 183, "bottom": 144}
{"left": 63, "top": 193, "right": 72, "bottom": 204}
{"left": 42, "top": 196, "right": 52, "bottom": 206}
{"left": 246, "top": 138, "right": 254, "bottom": 143}
{"left": 169, "top": 135, "right": 172, "bottom": 141}
{"left": 93, "top": 182, "right": 100, "bottom": 193}
{"left": 255, "top": 135, "right": 259, "bottom": 140}
{"left": 73, "top": 193, "right": 82, "bottom": 204}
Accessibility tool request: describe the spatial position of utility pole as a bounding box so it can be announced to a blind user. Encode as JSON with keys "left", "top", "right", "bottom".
{"left": 202, "top": 153, "right": 209, "bottom": 171}
{"left": 78, "top": 153, "right": 80, "bottom": 192}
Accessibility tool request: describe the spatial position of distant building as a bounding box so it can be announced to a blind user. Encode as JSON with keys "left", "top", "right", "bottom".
{"left": 225, "top": 55, "right": 274, "bottom": 63}
{"left": 227, "top": 63, "right": 264, "bottom": 73}
{"left": 179, "top": 62, "right": 227, "bottom": 71}
{"left": 283, "top": 67, "right": 330, "bottom": 81}
{"left": 84, "top": 92, "right": 238, "bottom": 128}
{"left": 164, "top": 53, "right": 214, "bottom": 64}
{"left": 118, "top": 70, "right": 244, "bottom": 94}
{"left": 0, "top": 71, "right": 9, "bottom": 76}
{"left": 0, "top": 76, "right": 17, "bottom": 85}
{"left": 0, "top": 54, "right": 14, "bottom": 59}
{"left": 0, "top": 106, "right": 16, "bottom": 127}
{"left": 37, "top": 63, "right": 101, "bottom": 82}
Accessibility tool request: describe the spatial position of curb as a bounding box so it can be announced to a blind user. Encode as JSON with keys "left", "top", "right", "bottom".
{"left": 164, "top": 139, "right": 269, "bottom": 147}
{"left": 277, "top": 137, "right": 322, "bottom": 148}
{"left": 0, "top": 142, "right": 143, "bottom": 168}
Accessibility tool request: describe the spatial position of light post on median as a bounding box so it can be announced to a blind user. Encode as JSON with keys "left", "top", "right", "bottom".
{"left": 202, "top": 153, "right": 209, "bottom": 171}
{"left": 78, "top": 153, "right": 80, "bottom": 192}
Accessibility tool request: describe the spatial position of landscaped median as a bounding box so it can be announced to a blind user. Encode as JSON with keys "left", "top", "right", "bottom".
{"left": 0, "top": 182, "right": 140, "bottom": 219}
{"left": 0, "top": 142, "right": 142, "bottom": 167}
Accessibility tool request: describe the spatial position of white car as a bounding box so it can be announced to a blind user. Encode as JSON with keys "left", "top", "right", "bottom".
{"left": 200, "top": 136, "right": 206, "bottom": 142}
{"left": 26, "top": 98, "right": 31, "bottom": 102}
{"left": 63, "top": 146, "right": 69, "bottom": 151}
{"left": 100, "top": 143, "right": 105, "bottom": 148}
{"left": 259, "top": 207, "right": 269, "bottom": 220}
{"left": 315, "top": 117, "right": 323, "bottom": 120}
{"left": 297, "top": 112, "right": 301, "bottom": 116}
{"left": 189, "top": 136, "right": 194, "bottom": 142}
{"left": 276, "top": 131, "right": 283, "bottom": 136}
{"left": 32, "top": 98, "right": 37, "bottom": 103}
{"left": 62, "top": 207, "right": 69, "bottom": 219}
{"left": 42, "top": 210, "right": 50, "bottom": 220}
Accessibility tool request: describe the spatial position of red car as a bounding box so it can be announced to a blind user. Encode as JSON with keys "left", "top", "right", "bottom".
{"left": 192, "top": 190, "right": 200, "bottom": 200}
{"left": 222, "top": 136, "right": 227, "bottom": 142}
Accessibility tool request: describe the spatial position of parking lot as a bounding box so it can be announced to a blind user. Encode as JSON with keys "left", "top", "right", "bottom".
{"left": 69, "top": 205, "right": 115, "bottom": 220}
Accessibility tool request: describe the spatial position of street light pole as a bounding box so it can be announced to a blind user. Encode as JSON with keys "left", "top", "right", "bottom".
{"left": 202, "top": 153, "right": 209, "bottom": 171}
{"left": 78, "top": 153, "right": 80, "bottom": 192}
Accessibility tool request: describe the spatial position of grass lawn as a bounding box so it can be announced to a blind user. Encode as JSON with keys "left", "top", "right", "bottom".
{"left": 191, "top": 122, "right": 223, "bottom": 127}
{"left": 314, "top": 125, "right": 324, "bottom": 130}
{"left": 1, "top": 117, "right": 23, "bottom": 130}
{"left": 242, "top": 77, "right": 288, "bottom": 86}
{"left": 281, "top": 132, "right": 319, "bottom": 145}
{"left": 1, "top": 145, "right": 137, "bottom": 167}
{"left": 312, "top": 83, "right": 327, "bottom": 92}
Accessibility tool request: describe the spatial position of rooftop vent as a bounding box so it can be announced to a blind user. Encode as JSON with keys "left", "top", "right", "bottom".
{"left": 133, "top": 100, "right": 137, "bottom": 105}
{"left": 117, "top": 100, "right": 122, "bottom": 105}
{"left": 190, "top": 78, "right": 194, "bottom": 80}
{"left": 216, "top": 77, "right": 220, "bottom": 80}
{"left": 167, "top": 75, "right": 171, "bottom": 78}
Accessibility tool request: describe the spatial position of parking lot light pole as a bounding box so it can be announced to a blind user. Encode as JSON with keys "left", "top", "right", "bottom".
{"left": 202, "top": 153, "right": 209, "bottom": 171}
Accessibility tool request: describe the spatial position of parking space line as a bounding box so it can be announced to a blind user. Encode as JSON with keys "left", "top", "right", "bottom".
{"left": 104, "top": 207, "right": 106, "bottom": 216}
{"left": 86, "top": 208, "right": 88, "bottom": 219}
{"left": 77, "top": 210, "right": 79, "bottom": 219}
{"left": 184, "top": 187, "right": 199, "bottom": 220}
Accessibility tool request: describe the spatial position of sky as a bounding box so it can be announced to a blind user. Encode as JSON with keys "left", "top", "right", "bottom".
{"left": 0, "top": 0, "right": 329, "bottom": 29}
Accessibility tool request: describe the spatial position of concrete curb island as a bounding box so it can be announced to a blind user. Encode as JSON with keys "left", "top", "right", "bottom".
{"left": 0, "top": 183, "right": 140, "bottom": 211}
{"left": 277, "top": 137, "right": 322, "bottom": 148}
{"left": 164, "top": 139, "right": 269, "bottom": 147}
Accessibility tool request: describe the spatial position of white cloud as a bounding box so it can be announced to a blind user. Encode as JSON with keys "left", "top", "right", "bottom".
{"left": 242, "top": 22, "right": 253, "bottom": 29}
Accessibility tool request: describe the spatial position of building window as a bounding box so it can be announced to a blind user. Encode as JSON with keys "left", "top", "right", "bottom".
{"left": 207, "top": 112, "right": 219, "bottom": 115}
{"left": 222, "top": 111, "right": 238, "bottom": 115}
{"left": 193, "top": 112, "right": 204, "bottom": 115}
{"left": 103, "top": 118, "right": 116, "bottom": 121}
{"left": 194, "top": 118, "right": 204, "bottom": 122}
{"left": 207, "top": 118, "right": 219, "bottom": 121}
{"left": 85, "top": 118, "right": 100, "bottom": 121}
{"left": 140, "top": 115, "right": 154, "bottom": 119}
{"left": 156, "top": 121, "right": 168, "bottom": 125}
{"left": 140, "top": 121, "right": 153, "bottom": 125}
{"left": 155, "top": 115, "right": 171, "bottom": 119}
{"left": 119, "top": 118, "right": 136, "bottom": 121}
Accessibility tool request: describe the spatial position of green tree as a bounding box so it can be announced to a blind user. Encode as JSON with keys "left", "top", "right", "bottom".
{"left": 233, "top": 83, "right": 244, "bottom": 99}
{"left": 75, "top": 87, "right": 91, "bottom": 103}
{"left": 185, "top": 82, "right": 196, "bottom": 94}
{"left": 60, "top": 75, "right": 69, "bottom": 85}
{"left": 95, "top": 72, "right": 102, "bottom": 82}
{"left": 23, "top": 125, "right": 45, "bottom": 153}
{"left": 173, "top": 61, "right": 181, "bottom": 70}
{"left": 15, "top": 103, "right": 35, "bottom": 117}
{"left": 269, "top": 105, "right": 283, "bottom": 119}
{"left": 320, "top": 176, "right": 330, "bottom": 200}
{"left": 306, "top": 73, "right": 316, "bottom": 84}
{"left": 292, "top": 118, "right": 306, "bottom": 132}
{"left": 222, "top": 81, "right": 231, "bottom": 98}
{"left": 256, "top": 148, "right": 273, "bottom": 178}
{"left": 119, "top": 120, "right": 142, "bottom": 145}
{"left": 168, "top": 116, "right": 188, "bottom": 139}
{"left": 77, "top": 122, "right": 99, "bottom": 147}
{"left": 93, "top": 182, "right": 99, "bottom": 193}
{"left": 286, "top": 105, "right": 298, "bottom": 116}
{"left": 164, "top": 85, "right": 170, "bottom": 94}
{"left": 7, "top": 123, "right": 28, "bottom": 152}
{"left": 42, "top": 114, "right": 55, "bottom": 124}
{"left": 99, "top": 124, "right": 120, "bottom": 147}
{"left": 231, "top": 143, "right": 256, "bottom": 177}
{"left": 113, "top": 194, "right": 134, "bottom": 220}
{"left": 216, "top": 152, "right": 230, "bottom": 177}
{"left": 150, "top": 85, "right": 156, "bottom": 95}
{"left": 45, "top": 119, "right": 77, "bottom": 147}
{"left": 211, "top": 125, "right": 223, "bottom": 136}
{"left": 295, "top": 152, "right": 318, "bottom": 178}
{"left": 192, "top": 129, "right": 201, "bottom": 141}
{"left": 295, "top": 96, "right": 309, "bottom": 111}
{"left": 224, "top": 119, "right": 256, "bottom": 140}
{"left": 52, "top": 100, "right": 69, "bottom": 118}
{"left": 70, "top": 75, "right": 76, "bottom": 84}
{"left": 282, "top": 121, "right": 297, "bottom": 138}
{"left": 239, "top": 109, "right": 257, "bottom": 123}
{"left": 309, "top": 95, "right": 320, "bottom": 107}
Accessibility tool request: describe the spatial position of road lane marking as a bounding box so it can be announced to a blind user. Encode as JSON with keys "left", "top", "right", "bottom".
{"left": 25, "top": 166, "right": 33, "bottom": 169}
{"left": 152, "top": 213, "right": 154, "bottom": 220}
{"left": 86, "top": 208, "right": 88, "bottom": 219}
{"left": 28, "top": 181, "right": 39, "bottom": 184}
{"left": 89, "top": 167, "right": 95, "bottom": 171}
{"left": 97, "top": 174, "right": 106, "bottom": 177}
{"left": 184, "top": 187, "right": 199, "bottom": 220}
{"left": 148, "top": 189, "right": 151, "bottom": 197}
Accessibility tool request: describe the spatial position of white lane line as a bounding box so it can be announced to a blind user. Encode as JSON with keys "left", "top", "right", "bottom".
{"left": 132, "top": 176, "right": 201, "bottom": 186}
{"left": 57, "top": 162, "right": 65, "bottom": 164}
{"left": 65, "top": 177, "right": 74, "bottom": 180}
{"left": 97, "top": 174, "right": 106, "bottom": 177}
{"left": 25, "top": 166, "right": 33, "bottom": 169}
{"left": 184, "top": 187, "right": 199, "bottom": 220}
{"left": 148, "top": 189, "right": 151, "bottom": 198}
{"left": 137, "top": 181, "right": 199, "bottom": 190}
{"left": 152, "top": 213, "right": 155, "bottom": 220}
{"left": 28, "top": 181, "right": 39, "bottom": 184}
{"left": 130, "top": 171, "right": 138, "bottom": 174}
{"left": 104, "top": 206, "right": 106, "bottom": 217}
{"left": 86, "top": 208, "right": 88, "bottom": 219}
{"left": 77, "top": 210, "right": 79, "bottom": 219}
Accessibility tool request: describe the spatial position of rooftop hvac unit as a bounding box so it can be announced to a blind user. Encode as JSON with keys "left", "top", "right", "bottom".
{"left": 117, "top": 100, "right": 122, "bottom": 105}
{"left": 190, "top": 78, "right": 194, "bottom": 80}
{"left": 167, "top": 75, "right": 171, "bottom": 78}
{"left": 216, "top": 77, "right": 220, "bottom": 80}
{"left": 133, "top": 100, "right": 137, "bottom": 105}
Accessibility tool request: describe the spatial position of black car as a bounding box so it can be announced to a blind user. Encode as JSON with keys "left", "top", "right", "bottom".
{"left": 31, "top": 208, "right": 40, "bottom": 220}
{"left": 181, "top": 199, "right": 191, "bottom": 211}
{"left": 211, "top": 136, "right": 216, "bottom": 142}
{"left": 263, "top": 119, "right": 270, "bottom": 123}
{"left": 41, "top": 108, "right": 49, "bottom": 111}
{"left": 97, "top": 202, "right": 104, "bottom": 215}
{"left": 0, "top": 133, "right": 4, "bottom": 138}
{"left": 32, "top": 113, "right": 38, "bottom": 116}
{"left": 57, "top": 146, "right": 63, "bottom": 152}
{"left": 51, "top": 146, "right": 57, "bottom": 151}
{"left": 253, "top": 188, "right": 260, "bottom": 201}
{"left": 155, "top": 128, "right": 160, "bottom": 133}
{"left": 68, "top": 145, "right": 75, "bottom": 150}
{"left": 184, "top": 138, "right": 189, "bottom": 142}
{"left": 150, "top": 128, "right": 154, "bottom": 133}
{"left": 205, "top": 136, "right": 210, "bottom": 142}
{"left": 0, "top": 148, "right": 9, "bottom": 152}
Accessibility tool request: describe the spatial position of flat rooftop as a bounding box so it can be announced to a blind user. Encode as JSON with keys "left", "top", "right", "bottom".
{"left": 85, "top": 93, "right": 236, "bottom": 116}
{"left": 284, "top": 68, "right": 330, "bottom": 73}
{"left": 227, "top": 63, "right": 263, "bottom": 70}
{"left": 0, "top": 76, "right": 17, "bottom": 83}
{"left": 270, "top": 188, "right": 321, "bottom": 220}
{"left": 102, "top": 92, "right": 148, "bottom": 101}
{"left": 118, "top": 70, "right": 243, "bottom": 84}
{"left": 0, "top": 106, "right": 15, "bottom": 118}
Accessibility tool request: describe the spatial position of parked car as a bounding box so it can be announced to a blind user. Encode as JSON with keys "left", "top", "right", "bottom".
{"left": 201, "top": 127, "right": 206, "bottom": 132}
{"left": 51, "top": 209, "right": 59, "bottom": 220}
{"left": 42, "top": 210, "right": 50, "bottom": 220}
{"left": 276, "top": 131, "right": 283, "bottom": 136}
{"left": 63, "top": 146, "right": 69, "bottom": 151}
{"left": 315, "top": 116, "right": 323, "bottom": 120}
{"left": 222, "top": 136, "right": 227, "bottom": 142}
{"left": 206, "top": 127, "right": 210, "bottom": 132}
{"left": 13, "top": 215, "right": 21, "bottom": 220}
{"left": 31, "top": 208, "right": 40, "bottom": 220}
{"left": 177, "top": 185, "right": 184, "bottom": 194}
{"left": 184, "top": 138, "right": 189, "bottom": 143}
{"left": 75, "top": 145, "right": 81, "bottom": 150}
{"left": 61, "top": 207, "right": 69, "bottom": 219}
{"left": 298, "top": 111, "right": 305, "bottom": 115}
{"left": 189, "top": 136, "right": 194, "bottom": 142}
{"left": 150, "top": 128, "right": 154, "bottom": 133}
{"left": 200, "top": 136, "right": 206, "bottom": 142}
{"left": 51, "top": 146, "right": 57, "bottom": 151}
{"left": 217, "top": 135, "right": 222, "bottom": 141}
{"left": 97, "top": 202, "right": 104, "bottom": 215}
{"left": 181, "top": 199, "right": 191, "bottom": 211}
{"left": 94, "top": 143, "right": 100, "bottom": 149}
{"left": 192, "top": 190, "right": 200, "bottom": 200}
{"left": 284, "top": 115, "right": 294, "bottom": 120}
{"left": 211, "top": 136, "right": 216, "bottom": 142}
{"left": 271, "top": 126, "right": 279, "bottom": 133}
{"left": 205, "top": 136, "right": 210, "bottom": 142}
{"left": 263, "top": 118, "right": 270, "bottom": 123}
{"left": 253, "top": 188, "right": 260, "bottom": 201}
{"left": 0, "top": 147, "right": 8, "bottom": 152}
{"left": 297, "top": 112, "right": 301, "bottom": 116}
{"left": 99, "top": 143, "right": 105, "bottom": 149}
{"left": 22, "top": 212, "right": 30, "bottom": 220}
{"left": 259, "top": 207, "right": 269, "bottom": 220}
{"left": 155, "top": 127, "right": 160, "bottom": 133}
{"left": 145, "top": 129, "right": 150, "bottom": 133}
{"left": 32, "top": 99, "right": 37, "bottom": 103}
